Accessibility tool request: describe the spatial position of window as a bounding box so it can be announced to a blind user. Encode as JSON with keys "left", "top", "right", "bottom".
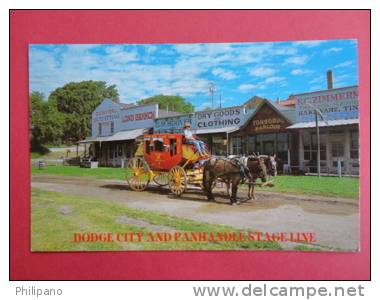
{"left": 277, "top": 133, "right": 289, "bottom": 162}
{"left": 154, "top": 139, "right": 164, "bottom": 151}
{"left": 98, "top": 123, "right": 102, "bottom": 136}
{"left": 255, "top": 135, "right": 262, "bottom": 155}
{"left": 247, "top": 136, "right": 256, "bottom": 155}
{"left": 332, "top": 141, "right": 344, "bottom": 157}
{"left": 110, "top": 121, "right": 114, "bottom": 134}
{"left": 169, "top": 139, "right": 177, "bottom": 156}
{"left": 350, "top": 130, "right": 359, "bottom": 159}
{"left": 145, "top": 140, "right": 151, "bottom": 154}
{"left": 303, "top": 131, "right": 326, "bottom": 161}
{"left": 231, "top": 137, "right": 242, "bottom": 155}
{"left": 212, "top": 135, "right": 227, "bottom": 156}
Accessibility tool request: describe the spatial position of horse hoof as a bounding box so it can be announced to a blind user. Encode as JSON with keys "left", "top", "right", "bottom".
{"left": 231, "top": 203, "right": 237, "bottom": 206}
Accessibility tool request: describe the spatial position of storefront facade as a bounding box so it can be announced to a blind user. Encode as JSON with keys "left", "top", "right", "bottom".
{"left": 288, "top": 85, "right": 359, "bottom": 175}
{"left": 229, "top": 100, "right": 297, "bottom": 171}
{"left": 81, "top": 99, "right": 178, "bottom": 167}
{"left": 154, "top": 106, "right": 251, "bottom": 156}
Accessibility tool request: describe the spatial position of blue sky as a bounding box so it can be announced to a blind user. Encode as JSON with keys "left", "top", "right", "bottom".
{"left": 29, "top": 40, "right": 358, "bottom": 110}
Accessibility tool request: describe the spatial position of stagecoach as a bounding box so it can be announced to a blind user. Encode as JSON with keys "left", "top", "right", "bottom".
{"left": 125, "top": 133, "right": 207, "bottom": 196}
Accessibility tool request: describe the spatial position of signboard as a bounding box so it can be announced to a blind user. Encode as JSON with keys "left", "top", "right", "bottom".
{"left": 154, "top": 107, "right": 247, "bottom": 133}
{"left": 119, "top": 104, "right": 157, "bottom": 131}
{"left": 92, "top": 100, "right": 158, "bottom": 137}
{"left": 92, "top": 99, "right": 121, "bottom": 137}
{"left": 154, "top": 114, "right": 194, "bottom": 133}
{"left": 295, "top": 86, "right": 359, "bottom": 122}
{"left": 252, "top": 118, "right": 286, "bottom": 132}
{"left": 244, "top": 103, "right": 289, "bottom": 134}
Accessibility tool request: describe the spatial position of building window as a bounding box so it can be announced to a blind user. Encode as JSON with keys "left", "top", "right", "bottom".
{"left": 231, "top": 137, "right": 242, "bottom": 155}
{"left": 277, "top": 133, "right": 289, "bottom": 162}
{"left": 303, "top": 131, "right": 326, "bottom": 162}
{"left": 247, "top": 136, "right": 256, "bottom": 155}
{"left": 110, "top": 121, "right": 114, "bottom": 134}
{"left": 98, "top": 123, "right": 102, "bottom": 136}
{"left": 212, "top": 135, "right": 227, "bottom": 156}
{"left": 331, "top": 141, "right": 344, "bottom": 157}
{"left": 350, "top": 130, "right": 359, "bottom": 159}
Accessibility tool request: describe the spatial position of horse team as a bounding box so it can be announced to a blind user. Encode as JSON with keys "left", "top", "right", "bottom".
{"left": 202, "top": 154, "right": 277, "bottom": 206}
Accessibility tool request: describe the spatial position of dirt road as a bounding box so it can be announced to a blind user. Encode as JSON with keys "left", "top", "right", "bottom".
{"left": 32, "top": 174, "right": 359, "bottom": 251}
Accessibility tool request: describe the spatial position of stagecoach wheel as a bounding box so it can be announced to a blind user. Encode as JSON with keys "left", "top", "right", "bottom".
{"left": 125, "top": 157, "right": 151, "bottom": 191}
{"left": 153, "top": 173, "right": 169, "bottom": 186}
{"left": 168, "top": 166, "right": 187, "bottom": 196}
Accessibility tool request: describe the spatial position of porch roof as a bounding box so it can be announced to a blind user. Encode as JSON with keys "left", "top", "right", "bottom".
{"left": 286, "top": 118, "right": 359, "bottom": 129}
{"left": 78, "top": 128, "right": 148, "bottom": 143}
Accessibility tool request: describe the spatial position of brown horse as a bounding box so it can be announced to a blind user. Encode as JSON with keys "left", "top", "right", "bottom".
{"left": 225, "top": 156, "right": 268, "bottom": 201}
{"left": 202, "top": 157, "right": 251, "bottom": 205}
{"left": 259, "top": 154, "right": 278, "bottom": 177}
{"left": 246, "top": 156, "right": 268, "bottom": 200}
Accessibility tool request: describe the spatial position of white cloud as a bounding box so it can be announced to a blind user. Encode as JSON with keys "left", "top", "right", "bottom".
{"left": 264, "top": 76, "right": 286, "bottom": 84}
{"left": 293, "top": 40, "right": 325, "bottom": 47}
{"left": 238, "top": 76, "right": 286, "bottom": 93}
{"left": 249, "top": 67, "right": 276, "bottom": 77}
{"left": 334, "top": 60, "right": 354, "bottom": 68}
{"left": 284, "top": 55, "right": 309, "bottom": 65}
{"left": 309, "top": 75, "right": 325, "bottom": 85}
{"left": 324, "top": 47, "right": 342, "bottom": 54}
{"left": 212, "top": 68, "right": 237, "bottom": 80}
{"left": 291, "top": 69, "right": 313, "bottom": 76}
{"left": 238, "top": 84, "right": 256, "bottom": 91}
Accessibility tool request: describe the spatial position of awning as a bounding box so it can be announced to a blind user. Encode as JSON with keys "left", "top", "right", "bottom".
{"left": 195, "top": 126, "right": 239, "bottom": 135}
{"left": 77, "top": 136, "right": 108, "bottom": 143}
{"left": 286, "top": 118, "right": 359, "bottom": 129}
{"left": 78, "top": 128, "right": 147, "bottom": 143}
{"left": 104, "top": 128, "right": 146, "bottom": 142}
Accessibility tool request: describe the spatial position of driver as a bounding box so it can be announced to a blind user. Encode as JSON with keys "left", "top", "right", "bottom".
{"left": 183, "top": 122, "right": 208, "bottom": 157}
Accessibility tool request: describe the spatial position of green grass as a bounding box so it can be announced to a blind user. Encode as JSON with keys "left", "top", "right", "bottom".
{"left": 31, "top": 165, "right": 125, "bottom": 180}
{"left": 32, "top": 188, "right": 281, "bottom": 251}
{"left": 32, "top": 165, "right": 359, "bottom": 199}
{"left": 252, "top": 175, "right": 359, "bottom": 199}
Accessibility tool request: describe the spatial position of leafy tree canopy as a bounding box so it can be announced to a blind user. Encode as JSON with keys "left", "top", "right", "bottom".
{"left": 48, "top": 80, "right": 119, "bottom": 142}
{"left": 49, "top": 80, "right": 119, "bottom": 115}
{"left": 30, "top": 91, "right": 64, "bottom": 152}
{"left": 137, "top": 95, "right": 194, "bottom": 113}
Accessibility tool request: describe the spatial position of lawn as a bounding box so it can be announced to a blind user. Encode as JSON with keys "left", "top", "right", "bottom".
{"left": 253, "top": 175, "right": 359, "bottom": 199}
{"left": 31, "top": 188, "right": 281, "bottom": 251}
{"left": 32, "top": 165, "right": 126, "bottom": 180}
{"left": 31, "top": 165, "right": 359, "bottom": 199}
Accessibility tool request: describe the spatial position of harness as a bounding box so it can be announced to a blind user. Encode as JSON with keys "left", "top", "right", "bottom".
{"left": 225, "top": 155, "right": 252, "bottom": 182}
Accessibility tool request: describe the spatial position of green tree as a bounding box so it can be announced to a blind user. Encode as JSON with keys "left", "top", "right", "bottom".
{"left": 137, "top": 95, "right": 194, "bottom": 113}
{"left": 30, "top": 91, "right": 64, "bottom": 152}
{"left": 48, "top": 80, "right": 119, "bottom": 143}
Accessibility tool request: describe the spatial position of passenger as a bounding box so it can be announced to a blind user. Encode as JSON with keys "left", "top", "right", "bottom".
{"left": 183, "top": 122, "right": 208, "bottom": 157}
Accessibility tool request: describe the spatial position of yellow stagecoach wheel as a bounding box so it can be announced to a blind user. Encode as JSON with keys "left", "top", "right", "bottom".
{"left": 168, "top": 166, "right": 187, "bottom": 196}
{"left": 153, "top": 173, "right": 169, "bottom": 186}
{"left": 125, "top": 157, "right": 151, "bottom": 191}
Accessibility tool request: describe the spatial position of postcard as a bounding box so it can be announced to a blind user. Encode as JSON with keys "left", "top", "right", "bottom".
{"left": 29, "top": 40, "right": 359, "bottom": 252}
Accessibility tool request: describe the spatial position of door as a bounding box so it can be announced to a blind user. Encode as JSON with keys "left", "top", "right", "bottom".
{"left": 330, "top": 133, "right": 345, "bottom": 174}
